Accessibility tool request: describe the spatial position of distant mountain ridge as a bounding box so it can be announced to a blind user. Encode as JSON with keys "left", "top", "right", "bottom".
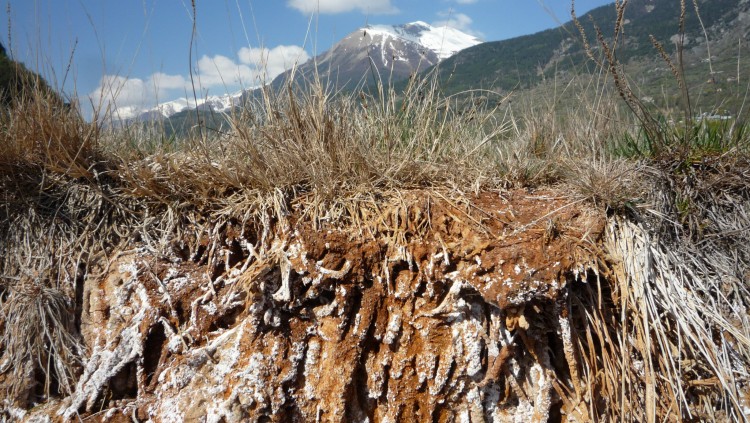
{"left": 117, "top": 91, "right": 243, "bottom": 122}
{"left": 433, "top": 0, "right": 750, "bottom": 116}
{"left": 0, "top": 41, "right": 60, "bottom": 107}
{"left": 367, "top": 21, "right": 481, "bottom": 60}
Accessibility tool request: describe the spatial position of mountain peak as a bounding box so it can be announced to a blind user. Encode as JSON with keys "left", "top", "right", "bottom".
{"left": 118, "top": 90, "right": 244, "bottom": 122}
{"left": 406, "top": 20, "right": 431, "bottom": 28}
{"left": 276, "top": 19, "right": 482, "bottom": 89}
{"left": 139, "top": 19, "right": 482, "bottom": 122}
{"left": 360, "top": 21, "right": 481, "bottom": 60}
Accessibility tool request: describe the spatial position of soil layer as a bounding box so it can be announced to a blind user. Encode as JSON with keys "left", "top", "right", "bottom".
{"left": 22, "top": 189, "right": 606, "bottom": 422}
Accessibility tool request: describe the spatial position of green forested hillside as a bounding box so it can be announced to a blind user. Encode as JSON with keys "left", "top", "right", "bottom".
{"left": 0, "top": 42, "right": 58, "bottom": 106}
{"left": 433, "top": 0, "right": 748, "bottom": 116}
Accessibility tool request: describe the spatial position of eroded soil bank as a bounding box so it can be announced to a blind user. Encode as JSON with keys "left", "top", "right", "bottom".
{"left": 42, "top": 189, "right": 603, "bottom": 422}
{"left": 8, "top": 188, "right": 748, "bottom": 421}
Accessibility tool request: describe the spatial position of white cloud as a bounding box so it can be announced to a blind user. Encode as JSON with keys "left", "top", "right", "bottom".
{"left": 89, "top": 75, "right": 148, "bottom": 112}
{"left": 150, "top": 72, "right": 187, "bottom": 90}
{"left": 433, "top": 11, "right": 483, "bottom": 38}
{"left": 194, "top": 54, "right": 256, "bottom": 88}
{"left": 287, "top": 0, "right": 397, "bottom": 14}
{"left": 238, "top": 45, "right": 310, "bottom": 80}
{"left": 89, "top": 73, "right": 187, "bottom": 114}
{"left": 89, "top": 44, "right": 309, "bottom": 118}
{"left": 454, "top": 0, "right": 478, "bottom": 4}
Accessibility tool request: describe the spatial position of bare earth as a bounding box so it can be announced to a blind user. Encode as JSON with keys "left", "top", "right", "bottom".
{"left": 24, "top": 189, "right": 610, "bottom": 421}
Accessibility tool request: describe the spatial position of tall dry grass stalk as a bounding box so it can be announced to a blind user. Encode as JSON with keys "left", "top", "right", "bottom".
{"left": 571, "top": 0, "right": 663, "bottom": 145}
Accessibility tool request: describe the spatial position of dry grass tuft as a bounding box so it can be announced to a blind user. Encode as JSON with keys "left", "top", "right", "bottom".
{"left": 0, "top": 269, "right": 83, "bottom": 404}
{"left": 561, "top": 157, "right": 644, "bottom": 209}
{"left": 563, "top": 2, "right": 750, "bottom": 418}
{"left": 0, "top": 87, "right": 99, "bottom": 178}
{"left": 0, "top": 86, "right": 121, "bottom": 407}
{"left": 218, "top": 74, "right": 511, "bottom": 195}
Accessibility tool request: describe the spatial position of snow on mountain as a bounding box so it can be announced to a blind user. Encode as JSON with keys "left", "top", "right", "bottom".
{"left": 132, "top": 21, "right": 481, "bottom": 122}
{"left": 364, "top": 21, "right": 482, "bottom": 61}
{"left": 115, "top": 90, "right": 244, "bottom": 121}
{"left": 272, "top": 21, "right": 482, "bottom": 91}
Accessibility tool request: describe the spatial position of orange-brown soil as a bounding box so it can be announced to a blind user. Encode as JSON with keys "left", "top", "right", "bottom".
{"left": 25, "top": 189, "right": 607, "bottom": 422}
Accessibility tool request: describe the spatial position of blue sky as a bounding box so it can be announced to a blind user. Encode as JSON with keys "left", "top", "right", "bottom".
{"left": 5, "top": 0, "right": 611, "bottom": 117}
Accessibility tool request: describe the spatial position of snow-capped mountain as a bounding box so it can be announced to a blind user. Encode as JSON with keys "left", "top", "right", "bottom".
{"left": 126, "top": 21, "right": 481, "bottom": 122}
{"left": 365, "top": 21, "right": 482, "bottom": 61}
{"left": 272, "top": 21, "right": 482, "bottom": 89}
{"left": 117, "top": 90, "right": 244, "bottom": 121}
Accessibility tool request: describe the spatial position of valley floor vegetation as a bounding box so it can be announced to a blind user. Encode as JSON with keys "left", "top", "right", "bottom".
{"left": 2, "top": 2, "right": 750, "bottom": 421}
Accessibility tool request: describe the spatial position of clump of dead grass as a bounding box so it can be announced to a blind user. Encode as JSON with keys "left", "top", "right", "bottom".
{"left": 0, "top": 88, "right": 99, "bottom": 178}
{"left": 213, "top": 73, "right": 511, "bottom": 196}
{"left": 0, "top": 268, "right": 83, "bottom": 404}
